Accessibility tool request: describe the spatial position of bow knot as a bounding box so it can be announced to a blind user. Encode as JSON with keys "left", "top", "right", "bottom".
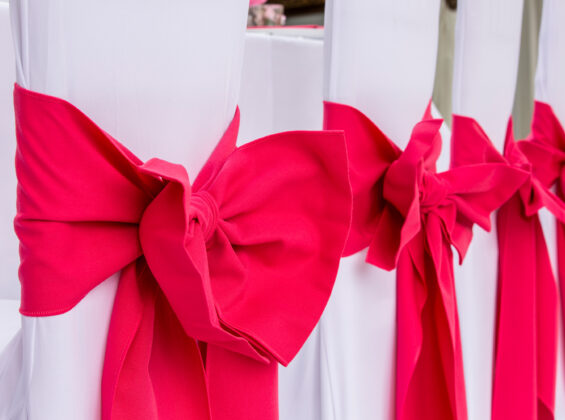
{"left": 420, "top": 172, "right": 450, "bottom": 212}
{"left": 136, "top": 158, "right": 219, "bottom": 262}
{"left": 503, "top": 134, "right": 538, "bottom": 215}
{"left": 190, "top": 191, "right": 219, "bottom": 243}
{"left": 366, "top": 118, "right": 445, "bottom": 270}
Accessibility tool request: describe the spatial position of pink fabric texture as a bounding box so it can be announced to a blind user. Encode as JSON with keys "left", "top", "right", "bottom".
{"left": 324, "top": 101, "right": 526, "bottom": 420}
{"left": 452, "top": 114, "right": 565, "bottom": 420}
{"left": 13, "top": 84, "right": 352, "bottom": 420}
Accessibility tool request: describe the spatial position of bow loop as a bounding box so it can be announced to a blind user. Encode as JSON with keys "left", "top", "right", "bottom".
{"left": 500, "top": 122, "right": 565, "bottom": 224}
{"left": 531, "top": 101, "right": 565, "bottom": 151}
{"left": 519, "top": 102, "right": 565, "bottom": 197}
{"left": 323, "top": 101, "right": 400, "bottom": 256}
{"left": 447, "top": 115, "right": 530, "bottom": 262}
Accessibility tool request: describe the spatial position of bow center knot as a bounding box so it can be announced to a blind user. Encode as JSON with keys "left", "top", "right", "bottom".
{"left": 419, "top": 172, "right": 449, "bottom": 212}
{"left": 190, "top": 190, "right": 219, "bottom": 242}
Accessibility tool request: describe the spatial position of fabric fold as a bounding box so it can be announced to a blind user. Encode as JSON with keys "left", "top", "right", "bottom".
{"left": 324, "top": 101, "right": 526, "bottom": 420}
{"left": 14, "top": 84, "right": 353, "bottom": 420}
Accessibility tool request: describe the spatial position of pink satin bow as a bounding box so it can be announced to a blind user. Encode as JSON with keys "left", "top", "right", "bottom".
{"left": 14, "top": 84, "right": 352, "bottom": 420}
{"left": 452, "top": 114, "right": 565, "bottom": 420}
{"left": 324, "top": 101, "right": 526, "bottom": 420}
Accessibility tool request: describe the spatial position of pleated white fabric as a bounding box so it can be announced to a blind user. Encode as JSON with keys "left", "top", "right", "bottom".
{"left": 279, "top": 2, "right": 441, "bottom": 419}
{"left": 535, "top": 0, "right": 565, "bottom": 417}
{"left": 451, "top": 2, "right": 524, "bottom": 419}
{"left": 0, "top": 1, "right": 248, "bottom": 418}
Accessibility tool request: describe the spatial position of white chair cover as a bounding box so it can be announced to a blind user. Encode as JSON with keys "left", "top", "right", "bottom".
{"left": 238, "top": 29, "right": 324, "bottom": 143}
{"left": 0, "top": 1, "right": 248, "bottom": 418}
{"left": 451, "top": 2, "right": 523, "bottom": 419}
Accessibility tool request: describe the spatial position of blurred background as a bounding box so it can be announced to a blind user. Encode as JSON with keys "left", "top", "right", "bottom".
{"left": 249, "top": 0, "right": 544, "bottom": 139}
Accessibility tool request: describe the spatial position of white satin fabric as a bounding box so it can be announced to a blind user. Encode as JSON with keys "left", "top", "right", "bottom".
{"left": 451, "top": 2, "right": 524, "bottom": 420}
{"left": 535, "top": 0, "right": 565, "bottom": 417}
{"left": 279, "top": 2, "right": 441, "bottom": 419}
{"left": 0, "top": 2, "right": 18, "bottom": 303}
{"left": 0, "top": 1, "right": 248, "bottom": 418}
{"left": 238, "top": 29, "right": 324, "bottom": 142}
{"left": 0, "top": 1, "right": 20, "bottom": 355}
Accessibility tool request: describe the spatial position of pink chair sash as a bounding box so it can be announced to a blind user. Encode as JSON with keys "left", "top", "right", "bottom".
{"left": 14, "top": 84, "right": 353, "bottom": 420}
{"left": 452, "top": 114, "right": 565, "bottom": 420}
{"left": 500, "top": 101, "right": 565, "bottom": 420}
{"left": 324, "top": 101, "right": 526, "bottom": 420}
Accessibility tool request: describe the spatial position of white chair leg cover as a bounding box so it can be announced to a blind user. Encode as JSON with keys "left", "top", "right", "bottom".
{"left": 279, "top": 2, "right": 440, "bottom": 419}
{"left": 535, "top": 0, "right": 565, "bottom": 416}
{"left": 451, "top": 2, "right": 524, "bottom": 419}
{"left": 0, "top": 1, "right": 248, "bottom": 418}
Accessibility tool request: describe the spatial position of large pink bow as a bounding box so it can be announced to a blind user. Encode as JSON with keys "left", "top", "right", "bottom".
{"left": 324, "top": 101, "right": 526, "bottom": 420}
{"left": 452, "top": 115, "right": 565, "bottom": 420}
{"left": 14, "top": 85, "right": 352, "bottom": 420}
